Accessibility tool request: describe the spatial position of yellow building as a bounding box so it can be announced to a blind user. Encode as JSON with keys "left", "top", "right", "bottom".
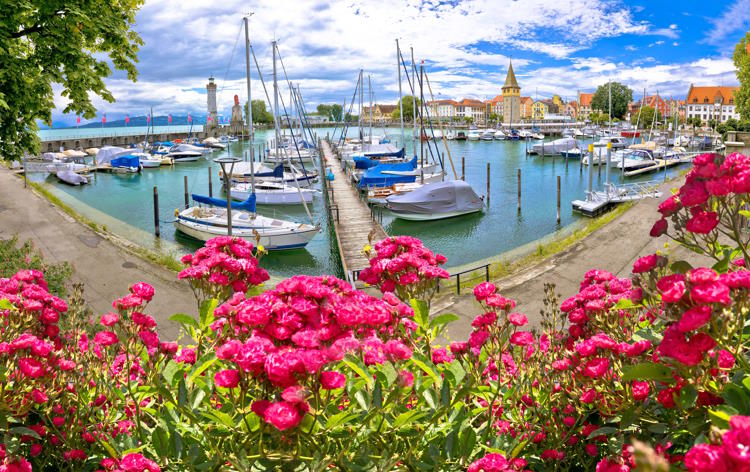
{"left": 532, "top": 101, "right": 548, "bottom": 120}
{"left": 552, "top": 94, "right": 563, "bottom": 108}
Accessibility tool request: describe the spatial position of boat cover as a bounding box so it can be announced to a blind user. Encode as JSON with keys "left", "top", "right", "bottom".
{"left": 192, "top": 193, "right": 256, "bottom": 213}
{"left": 56, "top": 170, "right": 88, "bottom": 185}
{"left": 110, "top": 155, "right": 141, "bottom": 168}
{"left": 357, "top": 156, "right": 418, "bottom": 189}
{"left": 353, "top": 148, "right": 406, "bottom": 169}
{"left": 96, "top": 146, "right": 127, "bottom": 164}
{"left": 531, "top": 138, "right": 576, "bottom": 154}
{"left": 386, "top": 180, "right": 483, "bottom": 215}
{"left": 171, "top": 144, "right": 204, "bottom": 153}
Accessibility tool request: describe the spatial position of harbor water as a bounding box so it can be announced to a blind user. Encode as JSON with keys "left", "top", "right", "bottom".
{"left": 33, "top": 126, "right": 688, "bottom": 278}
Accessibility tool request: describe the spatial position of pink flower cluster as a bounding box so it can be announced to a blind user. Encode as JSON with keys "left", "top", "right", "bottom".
{"left": 210, "top": 274, "right": 415, "bottom": 431}
{"left": 359, "top": 236, "right": 448, "bottom": 296}
{"left": 467, "top": 453, "right": 529, "bottom": 471}
{"left": 684, "top": 415, "right": 750, "bottom": 471}
{"left": 179, "top": 237, "right": 269, "bottom": 301}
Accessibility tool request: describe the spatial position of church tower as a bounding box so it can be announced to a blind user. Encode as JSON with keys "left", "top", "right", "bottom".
{"left": 502, "top": 61, "right": 520, "bottom": 126}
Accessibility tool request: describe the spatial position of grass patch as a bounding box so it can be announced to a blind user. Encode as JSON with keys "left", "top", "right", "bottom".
{"left": 0, "top": 235, "right": 72, "bottom": 297}
{"left": 436, "top": 202, "right": 635, "bottom": 295}
{"left": 28, "top": 181, "right": 183, "bottom": 273}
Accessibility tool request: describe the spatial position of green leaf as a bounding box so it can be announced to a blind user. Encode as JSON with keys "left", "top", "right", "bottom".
{"left": 670, "top": 260, "right": 694, "bottom": 274}
{"left": 422, "top": 388, "right": 438, "bottom": 409}
{"left": 9, "top": 427, "right": 40, "bottom": 440}
{"left": 325, "top": 411, "right": 360, "bottom": 429}
{"left": 353, "top": 389, "right": 370, "bottom": 410}
{"left": 0, "top": 299, "right": 13, "bottom": 310}
{"left": 203, "top": 410, "right": 235, "bottom": 429}
{"left": 169, "top": 313, "right": 199, "bottom": 329}
{"left": 162, "top": 360, "right": 182, "bottom": 387}
{"left": 393, "top": 410, "right": 427, "bottom": 429}
{"left": 447, "top": 360, "right": 466, "bottom": 386}
{"left": 152, "top": 426, "right": 169, "bottom": 458}
{"left": 429, "top": 313, "right": 459, "bottom": 329}
{"left": 410, "top": 298, "right": 429, "bottom": 330}
{"left": 614, "top": 298, "right": 637, "bottom": 310}
{"left": 411, "top": 354, "right": 441, "bottom": 386}
{"left": 723, "top": 383, "right": 750, "bottom": 414}
{"left": 709, "top": 407, "right": 734, "bottom": 429}
{"left": 373, "top": 381, "right": 383, "bottom": 408}
{"left": 343, "top": 354, "right": 372, "bottom": 386}
{"left": 621, "top": 362, "right": 673, "bottom": 382}
{"left": 742, "top": 376, "right": 750, "bottom": 393}
{"left": 199, "top": 299, "right": 218, "bottom": 329}
{"left": 587, "top": 426, "right": 618, "bottom": 439}
{"left": 187, "top": 353, "right": 217, "bottom": 385}
{"left": 379, "top": 361, "right": 399, "bottom": 386}
{"left": 677, "top": 384, "right": 698, "bottom": 410}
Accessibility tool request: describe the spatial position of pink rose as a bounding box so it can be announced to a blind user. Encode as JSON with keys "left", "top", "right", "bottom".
{"left": 99, "top": 313, "right": 119, "bottom": 327}
{"left": 632, "top": 381, "right": 650, "bottom": 401}
{"left": 320, "top": 371, "right": 346, "bottom": 389}
{"left": 656, "top": 274, "right": 686, "bottom": 303}
{"left": 691, "top": 281, "right": 732, "bottom": 305}
{"left": 94, "top": 331, "right": 119, "bottom": 347}
{"left": 686, "top": 211, "right": 719, "bottom": 234}
{"left": 718, "top": 349, "right": 736, "bottom": 369}
{"left": 582, "top": 357, "right": 610, "bottom": 378}
{"left": 130, "top": 282, "right": 155, "bottom": 302}
{"left": 18, "top": 357, "right": 45, "bottom": 378}
{"left": 263, "top": 401, "right": 304, "bottom": 431}
{"left": 678, "top": 305, "right": 713, "bottom": 332}
{"left": 509, "top": 331, "right": 534, "bottom": 346}
{"left": 685, "top": 444, "right": 727, "bottom": 471}
{"left": 650, "top": 218, "right": 668, "bottom": 237}
{"left": 508, "top": 312, "right": 528, "bottom": 326}
{"left": 214, "top": 369, "right": 240, "bottom": 388}
{"left": 633, "top": 254, "right": 659, "bottom": 273}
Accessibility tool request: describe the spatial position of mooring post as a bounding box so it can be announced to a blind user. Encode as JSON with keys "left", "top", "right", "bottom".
{"left": 606, "top": 143, "right": 612, "bottom": 200}
{"left": 621, "top": 152, "right": 626, "bottom": 183}
{"left": 184, "top": 175, "right": 189, "bottom": 209}
{"left": 153, "top": 186, "right": 160, "bottom": 238}
{"left": 208, "top": 167, "right": 213, "bottom": 197}
{"left": 486, "top": 162, "right": 490, "bottom": 207}
{"left": 588, "top": 144, "right": 594, "bottom": 200}
{"left": 461, "top": 157, "right": 465, "bottom": 181}
{"left": 517, "top": 168, "right": 521, "bottom": 212}
{"left": 557, "top": 175, "right": 561, "bottom": 224}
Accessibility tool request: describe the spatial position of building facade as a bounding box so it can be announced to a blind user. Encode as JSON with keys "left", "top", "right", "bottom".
{"left": 456, "top": 98, "right": 485, "bottom": 122}
{"left": 532, "top": 101, "right": 548, "bottom": 120}
{"left": 563, "top": 101, "right": 578, "bottom": 119}
{"left": 502, "top": 61, "right": 521, "bottom": 124}
{"left": 685, "top": 85, "right": 740, "bottom": 123}
{"left": 577, "top": 92, "right": 593, "bottom": 120}
{"left": 520, "top": 97, "right": 533, "bottom": 119}
{"left": 362, "top": 104, "right": 398, "bottom": 123}
{"left": 427, "top": 100, "right": 458, "bottom": 119}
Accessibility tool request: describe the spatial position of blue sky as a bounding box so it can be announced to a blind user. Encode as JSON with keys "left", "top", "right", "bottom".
{"left": 51, "top": 0, "right": 750, "bottom": 126}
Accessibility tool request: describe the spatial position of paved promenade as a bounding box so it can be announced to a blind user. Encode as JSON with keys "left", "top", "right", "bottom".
{"left": 0, "top": 169, "right": 192, "bottom": 340}
{"left": 435, "top": 177, "right": 711, "bottom": 341}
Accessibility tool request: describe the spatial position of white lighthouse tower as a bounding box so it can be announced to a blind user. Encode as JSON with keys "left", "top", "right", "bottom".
{"left": 206, "top": 76, "right": 218, "bottom": 130}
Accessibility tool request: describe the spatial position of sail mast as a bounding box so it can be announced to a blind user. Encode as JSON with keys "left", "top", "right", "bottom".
{"left": 397, "top": 39, "right": 404, "bottom": 149}
{"left": 244, "top": 16, "right": 255, "bottom": 200}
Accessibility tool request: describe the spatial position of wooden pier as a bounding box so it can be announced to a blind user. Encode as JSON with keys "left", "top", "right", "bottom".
{"left": 320, "top": 140, "right": 388, "bottom": 282}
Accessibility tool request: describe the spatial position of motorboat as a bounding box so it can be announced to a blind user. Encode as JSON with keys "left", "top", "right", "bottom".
{"left": 386, "top": 180, "right": 484, "bottom": 221}
{"left": 505, "top": 129, "right": 520, "bottom": 140}
{"left": 160, "top": 156, "right": 174, "bottom": 166}
{"left": 518, "top": 130, "right": 532, "bottom": 139}
{"left": 480, "top": 129, "right": 495, "bottom": 141}
{"left": 229, "top": 180, "right": 316, "bottom": 205}
{"left": 467, "top": 130, "right": 481, "bottom": 141}
{"left": 139, "top": 153, "right": 163, "bottom": 168}
{"left": 168, "top": 144, "right": 203, "bottom": 162}
{"left": 530, "top": 137, "right": 576, "bottom": 156}
{"left": 174, "top": 194, "right": 319, "bottom": 250}
{"left": 562, "top": 129, "right": 575, "bottom": 138}
{"left": 593, "top": 136, "right": 629, "bottom": 149}
{"left": 221, "top": 162, "right": 318, "bottom": 188}
{"left": 455, "top": 131, "right": 467, "bottom": 141}
{"left": 573, "top": 129, "right": 584, "bottom": 138}
{"left": 581, "top": 147, "right": 611, "bottom": 166}
{"left": 367, "top": 182, "right": 424, "bottom": 205}
{"left": 55, "top": 170, "right": 88, "bottom": 186}
{"left": 531, "top": 132, "right": 545, "bottom": 140}
{"left": 109, "top": 155, "right": 142, "bottom": 173}
{"left": 560, "top": 148, "right": 584, "bottom": 159}
{"left": 202, "top": 137, "right": 227, "bottom": 150}
{"left": 612, "top": 149, "right": 657, "bottom": 171}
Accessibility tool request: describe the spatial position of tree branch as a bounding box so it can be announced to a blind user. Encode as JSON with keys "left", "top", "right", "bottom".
{"left": 8, "top": 10, "right": 67, "bottom": 39}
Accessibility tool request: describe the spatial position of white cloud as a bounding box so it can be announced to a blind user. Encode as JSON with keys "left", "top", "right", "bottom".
{"left": 704, "top": 0, "right": 750, "bottom": 45}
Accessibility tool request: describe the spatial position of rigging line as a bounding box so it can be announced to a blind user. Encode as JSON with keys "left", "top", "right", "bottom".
{"left": 424, "top": 71, "right": 457, "bottom": 179}
{"left": 248, "top": 42, "right": 314, "bottom": 223}
{"left": 398, "top": 51, "right": 440, "bottom": 167}
{"left": 338, "top": 73, "right": 361, "bottom": 146}
{"left": 217, "top": 20, "right": 244, "bottom": 104}
{"left": 274, "top": 48, "right": 315, "bottom": 147}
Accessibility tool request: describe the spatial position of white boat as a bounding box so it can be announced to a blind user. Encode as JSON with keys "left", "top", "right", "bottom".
{"left": 467, "top": 130, "right": 481, "bottom": 141}
{"left": 160, "top": 156, "right": 174, "bottom": 166}
{"left": 494, "top": 129, "right": 507, "bottom": 140}
{"left": 612, "top": 149, "right": 656, "bottom": 171}
{"left": 573, "top": 129, "right": 584, "bottom": 138}
{"left": 560, "top": 148, "right": 584, "bottom": 159}
{"left": 220, "top": 162, "right": 318, "bottom": 188}
{"left": 581, "top": 147, "right": 612, "bottom": 166}
{"left": 175, "top": 203, "right": 319, "bottom": 250}
{"left": 367, "top": 182, "right": 424, "bottom": 205}
{"left": 531, "top": 137, "right": 576, "bottom": 156}
{"left": 202, "top": 137, "right": 227, "bottom": 150}
{"left": 139, "top": 153, "right": 163, "bottom": 168}
{"left": 445, "top": 130, "right": 456, "bottom": 140}
{"left": 531, "top": 132, "right": 545, "bottom": 140}
{"left": 518, "top": 130, "right": 531, "bottom": 139}
{"left": 386, "top": 180, "right": 484, "bottom": 221}
{"left": 229, "top": 181, "right": 315, "bottom": 205}
{"left": 55, "top": 170, "right": 88, "bottom": 186}
{"left": 25, "top": 158, "right": 88, "bottom": 174}
{"left": 593, "top": 136, "right": 629, "bottom": 149}
{"left": 562, "top": 129, "right": 575, "bottom": 138}
{"left": 168, "top": 144, "right": 203, "bottom": 162}
{"left": 480, "top": 129, "right": 495, "bottom": 141}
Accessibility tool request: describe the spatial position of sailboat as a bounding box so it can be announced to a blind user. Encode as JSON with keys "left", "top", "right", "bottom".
{"left": 174, "top": 16, "right": 320, "bottom": 250}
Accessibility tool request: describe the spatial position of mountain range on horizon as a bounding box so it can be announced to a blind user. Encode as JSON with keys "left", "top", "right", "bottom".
{"left": 40, "top": 114, "right": 214, "bottom": 130}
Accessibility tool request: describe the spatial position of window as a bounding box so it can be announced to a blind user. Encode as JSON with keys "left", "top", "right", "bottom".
{"left": 704, "top": 98, "right": 709, "bottom": 103}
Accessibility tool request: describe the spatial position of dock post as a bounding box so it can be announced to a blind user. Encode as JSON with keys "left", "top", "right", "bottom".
{"left": 184, "top": 175, "right": 189, "bottom": 209}
{"left": 664, "top": 158, "right": 668, "bottom": 182}
{"left": 621, "top": 152, "right": 625, "bottom": 183}
{"left": 208, "top": 167, "right": 213, "bottom": 197}
{"left": 597, "top": 153, "right": 602, "bottom": 179}
{"left": 606, "top": 143, "right": 611, "bottom": 200}
{"left": 517, "top": 169, "right": 521, "bottom": 212}
{"left": 557, "top": 176, "right": 561, "bottom": 224}
{"left": 486, "top": 162, "right": 490, "bottom": 207}
{"left": 461, "top": 157, "right": 465, "bottom": 181}
{"left": 93, "top": 155, "right": 97, "bottom": 181}
{"left": 153, "top": 186, "right": 160, "bottom": 238}
{"left": 587, "top": 144, "right": 593, "bottom": 201}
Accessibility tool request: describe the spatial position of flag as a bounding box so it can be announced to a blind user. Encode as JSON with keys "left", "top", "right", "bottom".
{"left": 125, "top": 114, "right": 130, "bottom": 124}
{"left": 207, "top": 114, "right": 211, "bottom": 122}
{"left": 168, "top": 113, "right": 172, "bottom": 124}
{"left": 76, "top": 116, "right": 80, "bottom": 124}
{"left": 102, "top": 114, "right": 106, "bottom": 124}
{"left": 146, "top": 114, "right": 150, "bottom": 124}
{"left": 187, "top": 113, "right": 192, "bottom": 123}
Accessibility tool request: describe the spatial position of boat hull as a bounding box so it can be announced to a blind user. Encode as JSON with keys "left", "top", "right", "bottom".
{"left": 389, "top": 208, "right": 483, "bottom": 221}
{"left": 174, "top": 217, "right": 318, "bottom": 250}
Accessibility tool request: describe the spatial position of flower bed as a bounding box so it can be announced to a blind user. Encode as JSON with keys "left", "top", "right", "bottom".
{"left": 2, "top": 153, "right": 750, "bottom": 471}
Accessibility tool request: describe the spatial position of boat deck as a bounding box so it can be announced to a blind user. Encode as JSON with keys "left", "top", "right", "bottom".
{"left": 321, "top": 140, "right": 388, "bottom": 281}
{"left": 622, "top": 156, "right": 694, "bottom": 177}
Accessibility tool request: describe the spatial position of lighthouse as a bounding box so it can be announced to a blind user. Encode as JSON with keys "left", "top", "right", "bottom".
{"left": 206, "top": 76, "right": 218, "bottom": 130}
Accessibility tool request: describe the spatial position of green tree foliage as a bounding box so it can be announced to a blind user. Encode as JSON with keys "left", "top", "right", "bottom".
{"left": 244, "top": 100, "right": 273, "bottom": 124}
{"left": 316, "top": 103, "right": 343, "bottom": 121}
{"left": 0, "top": 0, "right": 145, "bottom": 160}
{"left": 590, "top": 82, "right": 633, "bottom": 119}
{"left": 734, "top": 31, "right": 750, "bottom": 120}
{"left": 631, "top": 106, "right": 662, "bottom": 126}
{"left": 390, "top": 95, "right": 420, "bottom": 121}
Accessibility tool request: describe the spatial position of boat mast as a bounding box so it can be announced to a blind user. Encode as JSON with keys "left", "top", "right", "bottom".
{"left": 272, "top": 40, "right": 279, "bottom": 150}
{"left": 411, "top": 47, "right": 417, "bottom": 156}
{"left": 368, "top": 75, "right": 373, "bottom": 142}
{"left": 397, "top": 39, "right": 404, "bottom": 149}
{"left": 244, "top": 16, "right": 255, "bottom": 201}
{"left": 608, "top": 78, "right": 612, "bottom": 134}
{"left": 420, "top": 61, "right": 424, "bottom": 184}
{"left": 359, "top": 69, "right": 363, "bottom": 144}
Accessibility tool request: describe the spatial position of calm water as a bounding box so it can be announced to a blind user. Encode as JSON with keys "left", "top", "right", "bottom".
{"left": 35, "top": 126, "right": 686, "bottom": 279}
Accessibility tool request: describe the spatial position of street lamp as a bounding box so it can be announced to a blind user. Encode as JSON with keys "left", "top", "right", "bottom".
{"left": 214, "top": 156, "right": 241, "bottom": 236}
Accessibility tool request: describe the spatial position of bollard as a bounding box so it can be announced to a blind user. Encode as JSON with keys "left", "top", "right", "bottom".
{"left": 461, "top": 157, "right": 465, "bottom": 181}
{"left": 153, "top": 186, "right": 160, "bottom": 238}
{"left": 517, "top": 168, "right": 521, "bottom": 212}
{"left": 208, "top": 167, "right": 213, "bottom": 197}
{"left": 486, "top": 162, "right": 490, "bottom": 207}
{"left": 557, "top": 176, "right": 561, "bottom": 224}
{"left": 184, "top": 175, "right": 189, "bottom": 209}
{"left": 587, "top": 144, "right": 594, "bottom": 200}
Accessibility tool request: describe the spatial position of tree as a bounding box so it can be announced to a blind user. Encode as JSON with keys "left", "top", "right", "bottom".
{"left": 590, "top": 82, "right": 633, "bottom": 119}
{"left": 330, "top": 104, "right": 343, "bottom": 122}
{"left": 0, "top": 0, "right": 145, "bottom": 160}
{"left": 463, "top": 116, "right": 474, "bottom": 124}
{"left": 631, "top": 106, "right": 661, "bottom": 126}
{"left": 244, "top": 100, "right": 273, "bottom": 124}
{"left": 734, "top": 31, "right": 750, "bottom": 119}
{"left": 390, "top": 96, "right": 420, "bottom": 121}
{"left": 488, "top": 113, "right": 499, "bottom": 123}
{"left": 708, "top": 119, "right": 717, "bottom": 130}
{"left": 693, "top": 116, "right": 703, "bottom": 129}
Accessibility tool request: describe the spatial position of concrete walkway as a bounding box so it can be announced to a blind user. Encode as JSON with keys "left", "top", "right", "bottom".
{"left": 0, "top": 170, "right": 193, "bottom": 340}
{"left": 435, "top": 178, "right": 711, "bottom": 341}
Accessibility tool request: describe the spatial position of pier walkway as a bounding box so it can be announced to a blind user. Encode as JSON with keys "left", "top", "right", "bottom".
{"left": 320, "top": 140, "right": 387, "bottom": 282}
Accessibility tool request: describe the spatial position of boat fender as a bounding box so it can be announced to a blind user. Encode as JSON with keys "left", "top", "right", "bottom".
{"left": 174, "top": 208, "right": 179, "bottom": 217}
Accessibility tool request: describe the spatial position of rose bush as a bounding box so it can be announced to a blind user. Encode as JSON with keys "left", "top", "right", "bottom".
{"left": 3, "top": 153, "right": 750, "bottom": 470}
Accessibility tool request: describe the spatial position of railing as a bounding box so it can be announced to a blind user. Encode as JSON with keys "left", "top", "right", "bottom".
{"left": 437, "top": 263, "right": 491, "bottom": 295}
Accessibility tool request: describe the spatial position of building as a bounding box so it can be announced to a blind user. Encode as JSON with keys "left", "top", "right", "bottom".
{"left": 502, "top": 60, "right": 521, "bottom": 124}
{"left": 206, "top": 77, "right": 218, "bottom": 130}
{"left": 362, "top": 104, "right": 399, "bottom": 123}
{"left": 427, "top": 99, "right": 458, "bottom": 119}
{"left": 563, "top": 101, "right": 578, "bottom": 119}
{"left": 685, "top": 85, "right": 740, "bottom": 123}
{"left": 552, "top": 95, "right": 564, "bottom": 109}
{"left": 540, "top": 98, "right": 559, "bottom": 114}
{"left": 578, "top": 92, "right": 593, "bottom": 120}
{"left": 456, "top": 98, "right": 485, "bottom": 122}
{"left": 532, "top": 101, "right": 548, "bottom": 120}
{"left": 489, "top": 95, "right": 503, "bottom": 116}
{"left": 520, "top": 97, "right": 534, "bottom": 119}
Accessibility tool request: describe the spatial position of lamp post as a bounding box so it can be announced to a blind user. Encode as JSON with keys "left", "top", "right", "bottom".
{"left": 214, "top": 156, "right": 241, "bottom": 236}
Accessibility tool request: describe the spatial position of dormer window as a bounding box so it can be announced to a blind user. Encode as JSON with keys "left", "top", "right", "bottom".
{"left": 704, "top": 98, "right": 709, "bottom": 103}
{"left": 693, "top": 98, "right": 698, "bottom": 103}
